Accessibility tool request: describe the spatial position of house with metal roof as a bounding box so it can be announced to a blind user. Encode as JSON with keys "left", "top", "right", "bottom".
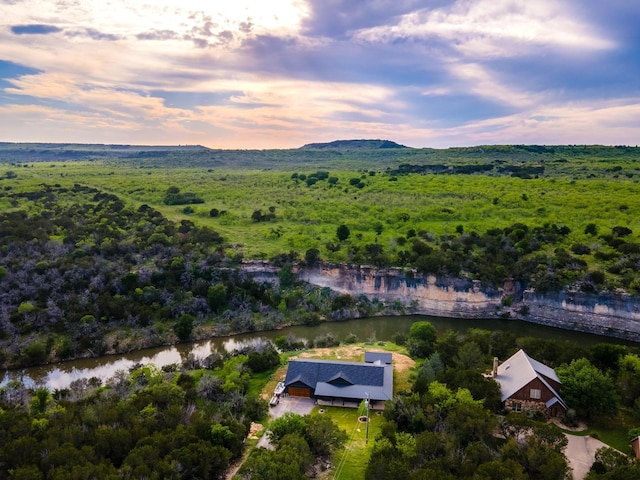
{"left": 491, "top": 349, "right": 568, "bottom": 417}
{"left": 283, "top": 355, "right": 393, "bottom": 407}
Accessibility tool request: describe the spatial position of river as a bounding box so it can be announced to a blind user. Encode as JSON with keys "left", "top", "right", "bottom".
{"left": 2, "top": 315, "right": 637, "bottom": 390}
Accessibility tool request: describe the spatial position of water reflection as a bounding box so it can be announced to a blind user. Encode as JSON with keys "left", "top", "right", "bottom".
{"left": 2, "top": 315, "right": 636, "bottom": 390}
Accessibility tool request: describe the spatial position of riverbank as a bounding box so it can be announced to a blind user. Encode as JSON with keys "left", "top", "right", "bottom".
{"left": 3, "top": 313, "right": 636, "bottom": 391}
{"left": 3, "top": 260, "right": 640, "bottom": 372}
{"left": 292, "top": 263, "right": 640, "bottom": 342}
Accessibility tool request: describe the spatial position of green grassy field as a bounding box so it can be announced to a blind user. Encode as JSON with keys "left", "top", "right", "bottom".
{"left": 4, "top": 156, "right": 640, "bottom": 268}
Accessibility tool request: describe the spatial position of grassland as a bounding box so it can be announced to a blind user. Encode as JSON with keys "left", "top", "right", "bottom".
{"left": 2, "top": 145, "right": 640, "bottom": 267}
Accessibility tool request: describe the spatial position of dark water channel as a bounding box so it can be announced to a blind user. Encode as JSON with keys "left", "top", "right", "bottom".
{"left": 2, "top": 315, "right": 637, "bottom": 390}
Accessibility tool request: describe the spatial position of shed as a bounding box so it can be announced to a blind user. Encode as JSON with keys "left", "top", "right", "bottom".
{"left": 364, "top": 352, "right": 393, "bottom": 365}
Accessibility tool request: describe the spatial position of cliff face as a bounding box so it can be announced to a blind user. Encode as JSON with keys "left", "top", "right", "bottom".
{"left": 244, "top": 262, "right": 640, "bottom": 342}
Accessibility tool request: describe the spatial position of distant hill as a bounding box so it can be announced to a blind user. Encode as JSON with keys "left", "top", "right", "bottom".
{"left": 300, "top": 139, "right": 408, "bottom": 149}
{"left": 0, "top": 142, "right": 210, "bottom": 162}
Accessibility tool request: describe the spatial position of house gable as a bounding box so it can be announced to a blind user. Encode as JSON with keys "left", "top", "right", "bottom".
{"left": 510, "top": 378, "right": 559, "bottom": 404}
{"left": 326, "top": 371, "right": 355, "bottom": 386}
{"left": 493, "top": 349, "right": 567, "bottom": 414}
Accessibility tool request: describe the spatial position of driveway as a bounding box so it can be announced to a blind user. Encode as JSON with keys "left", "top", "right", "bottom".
{"left": 565, "top": 434, "right": 609, "bottom": 480}
{"left": 255, "top": 396, "right": 316, "bottom": 449}
{"left": 269, "top": 396, "right": 316, "bottom": 419}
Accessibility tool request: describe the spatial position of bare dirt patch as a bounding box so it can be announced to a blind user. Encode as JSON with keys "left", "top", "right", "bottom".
{"left": 247, "top": 422, "right": 264, "bottom": 440}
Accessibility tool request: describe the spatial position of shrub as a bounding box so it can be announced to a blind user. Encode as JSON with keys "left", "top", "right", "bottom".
{"left": 344, "top": 333, "right": 359, "bottom": 344}
{"left": 571, "top": 243, "right": 591, "bottom": 255}
{"left": 313, "top": 333, "right": 339, "bottom": 348}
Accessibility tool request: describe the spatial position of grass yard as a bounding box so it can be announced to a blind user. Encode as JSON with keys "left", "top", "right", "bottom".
{"left": 315, "top": 405, "right": 384, "bottom": 480}
{"left": 247, "top": 368, "right": 277, "bottom": 398}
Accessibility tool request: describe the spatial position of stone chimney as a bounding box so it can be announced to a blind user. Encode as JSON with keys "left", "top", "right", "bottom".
{"left": 492, "top": 357, "right": 499, "bottom": 377}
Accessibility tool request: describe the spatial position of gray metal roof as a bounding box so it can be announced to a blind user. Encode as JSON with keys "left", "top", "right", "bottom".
{"left": 365, "top": 352, "right": 393, "bottom": 364}
{"left": 494, "top": 349, "right": 567, "bottom": 409}
{"left": 284, "top": 358, "right": 393, "bottom": 401}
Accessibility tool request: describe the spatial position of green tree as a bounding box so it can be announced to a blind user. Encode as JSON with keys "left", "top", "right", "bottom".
{"left": 336, "top": 224, "right": 350, "bottom": 242}
{"left": 278, "top": 264, "right": 295, "bottom": 289}
{"left": 304, "top": 248, "right": 320, "bottom": 267}
{"left": 557, "top": 358, "right": 620, "bottom": 419}
{"left": 412, "top": 360, "right": 435, "bottom": 395}
{"left": 586, "top": 446, "right": 640, "bottom": 478}
{"left": 585, "top": 223, "right": 598, "bottom": 235}
{"left": 407, "top": 321, "right": 437, "bottom": 358}
{"left": 409, "top": 321, "right": 437, "bottom": 344}
{"left": 267, "top": 412, "right": 307, "bottom": 445}
{"left": 616, "top": 354, "right": 640, "bottom": 406}
{"left": 303, "top": 413, "right": 347, "bottom": 457}
{"left": 365, "top": 436, "right": 411, "bottom": 480}
{"left": 206, "top": 283, "right": 227, "bottom": 313}
{"left": 589, "top": 343, "right": 627, "bottom": 374}
{"left": 174, "top": 313, "right": 194, "bottom": 342}
{"left": 455, "top": 341, "right": 484, "bottom": 370}
{"left": 23, "top": 341, "right": 47, "bottom": 366}
{"left": 31, "top": 387, "right": 51, "bottom": 414}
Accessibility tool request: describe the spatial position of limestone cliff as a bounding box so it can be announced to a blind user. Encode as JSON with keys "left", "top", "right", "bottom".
{"left": 244, "top": 262, "right": 640, "bottom": 342}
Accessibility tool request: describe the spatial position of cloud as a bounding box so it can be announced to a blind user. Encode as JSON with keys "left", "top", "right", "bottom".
{"left": 425, "top": 97, "right": 640, "bottom": 148}
{"left": 136, "top": 29, "right": 180, "bottom": 41}
{"left": 11, "top": 24, "right": 62, "bottom": 35}
{"left": 65, "top": 28, "right": 121, "bottom": 41}
{"left": 355, "top": 0, "right": 616, "bottom": 57}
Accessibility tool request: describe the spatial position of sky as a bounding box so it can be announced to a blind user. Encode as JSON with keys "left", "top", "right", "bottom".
{"left": 0, "top": 0, "right": 639, "bottom": 149}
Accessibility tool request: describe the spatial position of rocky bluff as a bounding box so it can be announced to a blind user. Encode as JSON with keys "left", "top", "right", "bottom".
{"left": 243, "top": 262, "right": 640, "bottom": 342}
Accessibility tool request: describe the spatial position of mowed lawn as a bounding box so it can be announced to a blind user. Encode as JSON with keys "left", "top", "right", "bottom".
{"left": 315, "top": 404, "right": 385, "bottom": 480}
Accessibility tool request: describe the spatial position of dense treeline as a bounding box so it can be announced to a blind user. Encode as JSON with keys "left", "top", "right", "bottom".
{"left": 339, "top": 220, "right": 640, "bottom": 294}
{"left": 0, "top": 183, "right": 224, "bottom": 366}
{"left": 0, "top": 346, "right": 281, "bottom": 479}
{"left": 365, "top": 323, "right": 640, "bottom": 479}
{"left": 0, "top": 183, "right": 382, "bottom": 368}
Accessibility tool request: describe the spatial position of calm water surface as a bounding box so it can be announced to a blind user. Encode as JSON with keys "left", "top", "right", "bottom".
{"left": 2, "top": 315, "right": 636, "bottom": 389}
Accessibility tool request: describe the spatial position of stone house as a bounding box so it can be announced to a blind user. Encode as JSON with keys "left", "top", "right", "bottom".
{"left": 491, "top": 349, "right": 567, "bottom": 417}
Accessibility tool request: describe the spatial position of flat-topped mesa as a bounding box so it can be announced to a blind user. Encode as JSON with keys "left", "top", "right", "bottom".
{"left": 299, "top": 139, "right": 408, "bottom": 150}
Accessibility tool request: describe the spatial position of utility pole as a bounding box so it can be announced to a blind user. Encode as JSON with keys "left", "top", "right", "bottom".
{"left": 365, "top": 393, "right": 369, "bottom": 444}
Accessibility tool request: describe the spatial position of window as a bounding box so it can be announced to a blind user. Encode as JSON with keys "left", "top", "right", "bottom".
{"left": 530, "top": 388, "right": 541, "bottom": 399}
{"left": 513, "top": 403, "right": 522, "bottom": 412}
